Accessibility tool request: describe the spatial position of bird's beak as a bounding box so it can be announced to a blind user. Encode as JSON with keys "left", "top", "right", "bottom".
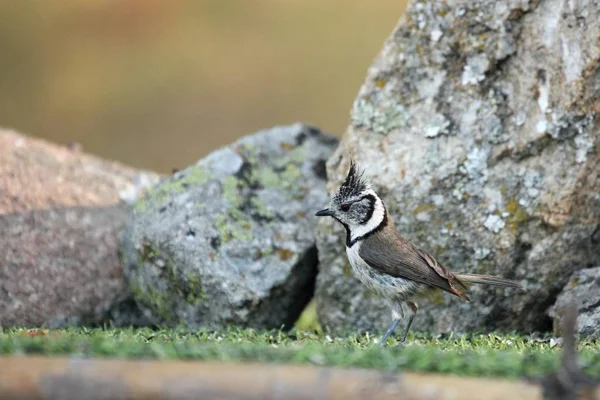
{"left": 315, "top": 208, "right": 333, "bottom": 217}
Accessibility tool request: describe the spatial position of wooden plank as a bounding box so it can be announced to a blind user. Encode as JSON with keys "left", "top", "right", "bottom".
{"left": 0, "top": 356, "right": 542, "bottom": 400}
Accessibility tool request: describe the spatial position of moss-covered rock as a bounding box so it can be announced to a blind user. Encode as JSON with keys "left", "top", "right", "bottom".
{"left": 316, "top": 0, "right": 600, "bottom": 335}
{"left": 122, "top": 123, "right": 337, "bottom": 329}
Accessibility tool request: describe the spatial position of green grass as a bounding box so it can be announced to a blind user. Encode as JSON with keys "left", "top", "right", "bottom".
{"left": 2, "top": 327, "right": 600, "bottom": 379}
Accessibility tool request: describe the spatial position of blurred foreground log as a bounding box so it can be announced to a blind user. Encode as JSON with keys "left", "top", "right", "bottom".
{"left": 0, "top": 356, "right": 540, "bottom": 400}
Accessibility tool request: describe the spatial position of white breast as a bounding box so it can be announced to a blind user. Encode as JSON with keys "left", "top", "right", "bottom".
{"left": 345, "top": 241, "right": 421, "bottom": 301}
{"left": 346, "top": 242, "right": 367, "bottom": 278}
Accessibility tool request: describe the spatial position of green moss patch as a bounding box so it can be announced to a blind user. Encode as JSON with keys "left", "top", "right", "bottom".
{"left": 134, "top": 166, "right": 212, "bottom": 214}
{"left": 130, "top": 241, "right": 207, "bottom": 322}
{"left": 2, "top": 328, "right": 600, "bottom": 379}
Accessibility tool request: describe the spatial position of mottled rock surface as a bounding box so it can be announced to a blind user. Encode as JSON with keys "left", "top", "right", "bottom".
{"left": 550, "top": 267, "right": 600, "bottom": 339}
{"left": 316, "top": 0, "right": 600, "bottom": 334}
{"left": 0, "top": 129, "right": 159, "bottom": 328}
{"left": 122, "top": 124, "right": 337, "bottom": 328}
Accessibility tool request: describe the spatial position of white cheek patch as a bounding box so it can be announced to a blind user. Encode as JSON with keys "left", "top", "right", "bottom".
{"left": 350, "top": 189, "right": 385, "bottom": 241}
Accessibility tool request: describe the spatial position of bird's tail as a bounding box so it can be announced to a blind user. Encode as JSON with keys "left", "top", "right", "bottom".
{"left": 455, "top": 273, "right": 522, "bottom": 289}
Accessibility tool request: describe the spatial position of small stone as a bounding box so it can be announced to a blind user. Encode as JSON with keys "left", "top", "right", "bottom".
{"left": 549, "top": 337, "right": 562, "bottom": 348}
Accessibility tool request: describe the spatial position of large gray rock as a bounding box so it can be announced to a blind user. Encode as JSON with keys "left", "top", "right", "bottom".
{"left": 315, "top": 0, "right": 600, "bottom": 335}
{"left": 550, "top": 267, "right": 600, "bottom": 339}
{"left": 0, "top": 129, "right": 159, "bottom": 328}
{"left": 122, "top": 123, "right": 337, "bottom": 328}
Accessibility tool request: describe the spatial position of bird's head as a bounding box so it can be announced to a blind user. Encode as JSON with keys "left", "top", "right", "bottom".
{"left": 315, "top": 161, "right": 387, "bottom": 244}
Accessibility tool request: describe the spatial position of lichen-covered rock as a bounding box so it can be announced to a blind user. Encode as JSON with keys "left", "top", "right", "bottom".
{"left": 315, "top": 0, "right": 600, "bottom": 334}
{"left": 122, "top": 123, "right": 337, "bottom": 328}
{"left": 0, "top": 129, "right": 159, "bottom": 328}
{"left": 550, "top": 267, "right": 600, "bottom": 339}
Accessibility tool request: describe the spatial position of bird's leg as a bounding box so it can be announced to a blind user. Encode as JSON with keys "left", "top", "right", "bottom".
{"left": 380, "top": 302, "right": 404, "bottom": 347}
{"left": 379, "top": 320, "right": 399, "bottom": 347}
{"left": 398, "top": 301, "right": 419, "bottom": 346}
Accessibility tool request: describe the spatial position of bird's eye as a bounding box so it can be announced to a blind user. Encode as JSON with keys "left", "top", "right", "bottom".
{"left": 340, "top": 203, "right": 351, "bottom": 212}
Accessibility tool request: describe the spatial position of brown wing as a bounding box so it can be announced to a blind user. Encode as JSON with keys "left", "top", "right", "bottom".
{"left": 359, "top": 228, "right": 470, "bottom": 301}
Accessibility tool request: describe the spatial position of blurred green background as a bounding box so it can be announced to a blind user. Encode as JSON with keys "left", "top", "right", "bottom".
{"left": 0, "top": 0, "right": 406, "bottom": 173}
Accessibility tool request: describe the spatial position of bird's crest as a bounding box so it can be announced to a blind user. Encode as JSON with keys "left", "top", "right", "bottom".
{"left": 335, "top": 160, "right": 369, "bottom": 200}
